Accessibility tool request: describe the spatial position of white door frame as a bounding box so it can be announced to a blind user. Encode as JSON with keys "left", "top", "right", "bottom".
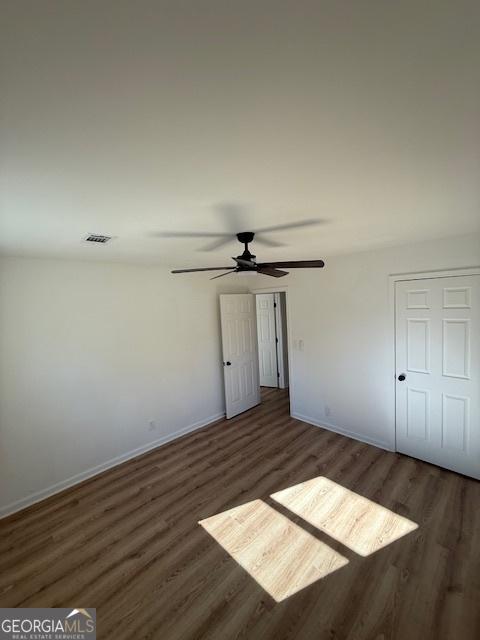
{"left": 256, "top": 293, "right": 279, "bottom": 388}
{"left": 389, "top": 266, "right": 480, "bottom": 451}
{"left": 250, "top": 285, "right": 293, "bottom": 406}
{"left": 274, "top": 292, "right": 288, "bottom": 389}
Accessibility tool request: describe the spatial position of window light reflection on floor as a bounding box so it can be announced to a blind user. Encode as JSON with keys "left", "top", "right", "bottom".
{"left": 271, "top": 476, "right": 418, "bottom": 557}
{"left": 199, "top": 498, "right": 348, "bottom": 602}
{"left": 199, "top": 477, "right": 418, "bottom": 602}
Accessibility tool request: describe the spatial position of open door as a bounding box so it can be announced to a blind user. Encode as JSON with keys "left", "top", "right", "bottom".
{"left": 220, "top": 294, "right": 261, "bottom": 419}
{"left": 256, "top": 293, "right": 278, "bottom": 387}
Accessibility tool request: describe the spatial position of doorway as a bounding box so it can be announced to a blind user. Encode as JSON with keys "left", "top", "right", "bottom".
{"left": 218, "top": 290, "right": 290, "bottom": 420}
{"left": 255, "top": 292, "right": 289, "bottom": 390}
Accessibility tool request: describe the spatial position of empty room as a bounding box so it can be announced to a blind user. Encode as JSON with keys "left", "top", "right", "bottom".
{"left": 0, "top": 1, "right": 479, "bottom": 639}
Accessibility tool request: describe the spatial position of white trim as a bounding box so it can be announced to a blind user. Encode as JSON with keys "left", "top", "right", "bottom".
{"left": 389, "top": 266, "right": 480, "bottom": 453}
{"left": 0, "top": 411, "right": 225, "bottom": 520}
{"left": 250, "top": 285, "right": 289, "bottom": 294}
{"left": 274, "top": 292, "right": 287, "bottom": 389}
{"left": 390, "top": 266, "right": 480, "bottom": 283}
{"left": 291, "top": 411, "right": 393, "bottom": 452}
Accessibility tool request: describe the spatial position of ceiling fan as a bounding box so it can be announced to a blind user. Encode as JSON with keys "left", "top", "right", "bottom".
{"left": 170, "top": 231, "right": 325, "bottom": 279}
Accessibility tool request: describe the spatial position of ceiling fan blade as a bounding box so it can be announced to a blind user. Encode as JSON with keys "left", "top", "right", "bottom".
{"left": 200, "top": 236, "right": 239, "bottom": 252}
{"left": 257, "top": 267, "right": 289, "bottom": 278}
{"left": 252, "top": 234, "right": 286, "bottom": 248}
{"left": 154, "top": 231, "right": 230, "bottom": 239}
{"left": 253, "top": 219, "right": 323, "bottom": 234}
{"left": 257, "top": 260, "right": 325, "bottom": 269}
{"left": 233, "top": 257, "right": 257, "bottom": 268}
{"left": 210, "top": 270, "right": 238, "bottom": 280}
{"left": 171, "top": 266, "right": 235, "bottom": 273}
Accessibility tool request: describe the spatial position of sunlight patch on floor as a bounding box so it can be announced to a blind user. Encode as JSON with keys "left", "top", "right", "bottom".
{"left": 199, "top": 499, "right": 348, "bottom": 601}
{"left": 271, "top": 476, "right": 418, "bottom": 557}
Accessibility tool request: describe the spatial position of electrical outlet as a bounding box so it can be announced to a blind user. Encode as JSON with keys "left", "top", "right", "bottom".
{"left": 148, "top": 420, "right": 156, "bottom": 431}
{"left": 298, "top": 339, "right": 304, "bottom": 351}
{"left": 324, "top": 405, "right": 331, "bottom": 417}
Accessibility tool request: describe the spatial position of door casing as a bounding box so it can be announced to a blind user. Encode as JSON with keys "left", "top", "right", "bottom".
{"left": 274, "top": 292, "right": 289, "bottom": 389}
{"left": 256, "top": 293, "right": 279, "bottom": 387}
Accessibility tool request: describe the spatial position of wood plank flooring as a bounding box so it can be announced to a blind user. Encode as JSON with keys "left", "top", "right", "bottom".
{"left": 0, "top": 388, "right": 479, "bottom": 639}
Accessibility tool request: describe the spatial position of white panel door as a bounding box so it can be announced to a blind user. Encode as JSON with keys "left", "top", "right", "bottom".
{"left": 395, "top": 275, "right": 480, "bottom": 478}
{"left": 256, "top": 294, "right": 278, "bottom": 387}
{"left": 220, "top": 294, "right": 261, "bottom": 419}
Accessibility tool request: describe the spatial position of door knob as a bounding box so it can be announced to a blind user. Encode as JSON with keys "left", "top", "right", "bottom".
{"left": 398, "top": 373, "right": 406, "bottom": 381}
{"left": 224, "top": 361, "right": 231, "bottom": 366}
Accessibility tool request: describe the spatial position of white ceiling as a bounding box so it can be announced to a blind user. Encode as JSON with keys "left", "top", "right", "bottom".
{"left": 1, "top": 1, "right": 479, "bottom": 268}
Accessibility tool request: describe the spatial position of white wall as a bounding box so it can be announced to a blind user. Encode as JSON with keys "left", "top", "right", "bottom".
{"left": 2, "top": 233, "right": 479, "bottom": 516}
{"left": 256, "top": 233, "right": 480, "bottom": 450}
{"left": 0, "top": 257, "right": 247, "bottom": 516}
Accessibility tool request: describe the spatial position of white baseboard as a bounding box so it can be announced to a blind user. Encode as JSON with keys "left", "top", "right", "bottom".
{"left": 291, "top": 411, "right": 394, "bottom": 452}
{"left": 0, "top": 411, "right": 225, "bottom": 520}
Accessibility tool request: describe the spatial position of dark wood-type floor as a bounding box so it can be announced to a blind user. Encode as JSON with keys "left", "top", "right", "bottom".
{"left": 1, "top": 388, "right": 479, "bottom": 639}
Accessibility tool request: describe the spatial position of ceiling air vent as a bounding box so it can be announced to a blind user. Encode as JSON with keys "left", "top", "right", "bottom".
{"left": 84, "top": 234, "right": 112, "bottom": 244}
